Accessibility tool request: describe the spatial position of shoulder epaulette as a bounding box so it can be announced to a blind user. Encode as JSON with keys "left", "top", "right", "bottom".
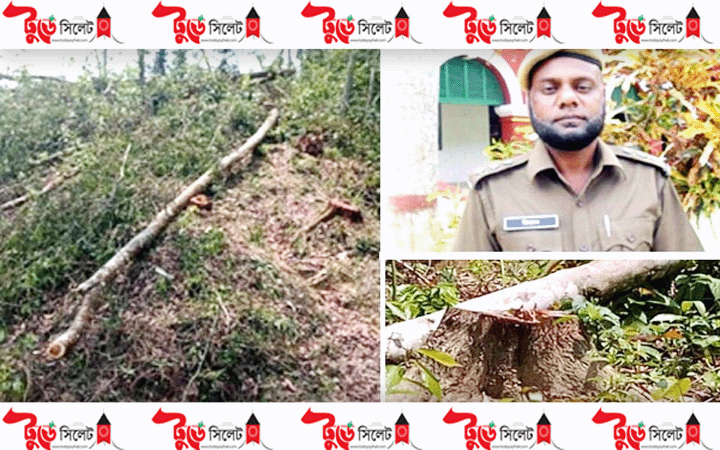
{"left": 614, "top": 146, "right": 671, "bottom": 176}
{"left": 468, "top": 155, "right": 528, "bottom": 188}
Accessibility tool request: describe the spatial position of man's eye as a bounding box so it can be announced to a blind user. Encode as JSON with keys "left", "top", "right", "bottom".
{"left": 541, "top": 86, "right": 556, "bottom": 94}
{"left": 576, "top": 84, "right": 592, "bottom": 93}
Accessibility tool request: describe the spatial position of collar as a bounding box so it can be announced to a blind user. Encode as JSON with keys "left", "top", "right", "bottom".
{"left": 526, "top": 139, "right": 626, "bottom": 181}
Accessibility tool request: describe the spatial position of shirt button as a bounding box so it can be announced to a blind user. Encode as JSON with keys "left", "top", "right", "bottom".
{"left": 526, "top": 244, "right": 536, "bottom": 251}
{"left": 626, "top": 233, "right": 636, "bottom": 243}
{"left": 576, "top": 200, "right": 584, "bottom": 207}
{"left": 579, "top": 245, "right": 589, "bottom": 252}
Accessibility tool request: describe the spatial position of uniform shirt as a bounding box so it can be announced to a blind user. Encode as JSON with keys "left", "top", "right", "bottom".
{"left": 452, "top": 140, "right": 704, "bottom": 252}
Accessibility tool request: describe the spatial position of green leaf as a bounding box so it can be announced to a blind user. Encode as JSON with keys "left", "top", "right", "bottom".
{"left": 386, "top": 302, "right": 408, "bottom": 321}
{"left": 385, "top": 365, "right": 405, "bottom": 390}
{"left": 417, "top": 348, "right": 461, "bottom": 367}
{"left": 652, "top": 378, "right": 691, "bottom": 401}
{"left": 650, "top": 313, "right": 686, "bottom": 323}
{"left": 422, "top": 371, "right": 442, "bottom": 399}
{"left": 681, "top": 301, "right": 707, "bottom": 315}
{"left": 691, "top": 335, "right": 720, "bottom": 348}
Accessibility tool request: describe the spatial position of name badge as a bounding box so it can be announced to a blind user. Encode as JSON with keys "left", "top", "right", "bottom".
{"left": 503, "top": 214, "right": 559, "bottom": 231}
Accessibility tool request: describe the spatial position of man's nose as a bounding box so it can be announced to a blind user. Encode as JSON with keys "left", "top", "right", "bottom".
{"left": 556, "top": 84, "right": 579, "bottom": 107}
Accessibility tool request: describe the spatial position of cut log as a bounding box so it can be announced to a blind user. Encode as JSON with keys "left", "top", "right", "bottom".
{"left": 46, "top": 108, "right": 280, "bottom": 359}
{"left": 386, "top": 308, "right": 604, "bottom": 401}
{"left": 385, "top": 260, "right": 692, "bottom": 362}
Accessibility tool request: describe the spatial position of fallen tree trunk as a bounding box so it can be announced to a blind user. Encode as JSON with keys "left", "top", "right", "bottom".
{"left": 385, "top": 260, "right": 692, "bottom": 361}
{"left": 46, "top": 108, "right": 280, "bottom": 359}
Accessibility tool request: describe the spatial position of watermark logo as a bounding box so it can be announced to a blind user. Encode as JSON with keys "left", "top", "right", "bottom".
{"left": 443, "top": 2, "right": 562, "bottom": 44}
{"left": 3, "top": 409, "right": 124, "bottom": 450}
{"left": 153, "top": 409, "right": 273, "bottom": 449}
{"left": 2, "top": 2, "right": 56, "bottom": 43}
{"left": 152, "top": 2, "right": 270, "bottom": 44}
{"left": 593, "top": 408, "right": 712, "bottom": 450}
{"left": 2, "top": 2, "right": 123, "bottom": 44}
{"left": 592, "top": 2, "right": 711, "bottom": 44}
{"left": 3, "top": 409, "right": 56, "bottom": 450}
{"left": 444, "top": 409, "right": 563, "bottom": 450}
{"left": 301, "top": 409, "right": 423, "bottom": 450}
{"left": 301, "top": 3, "right": 420, "bottom": 44}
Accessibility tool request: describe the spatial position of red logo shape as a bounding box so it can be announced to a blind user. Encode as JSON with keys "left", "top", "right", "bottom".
{"left": 152, "top": 409, "right": 206, "bottom": 450}
{"left": 537, "top": 425, "right": 550, "bottom": 443}
{"left": 537, "top": 18, "right": 550, "bottom": 37}
{"left": 301, "top": 2, "right": 354, "bottom": 44}
{"left": 247, "top": 18, "right": 259, "bottom": 37}
{"left": 301, "top": 409, "right": 355, "bottom": 450}
{"left": 395, "top": 425, "right": 409, "bottom": 444}
{"left": 395, "top": 18, "right": 408, "bottom": 37}
{"left": 444, "top": 409, "right": 497, "bottom": 450}
{"left": 152, "top": 2, "right": 205, "bottom": 44}
{"left": 592, "top": 2, "right": 645, "bottom": 44}
{"left": 247, "top": 424, "right": 260, "bottom": 444}
{"left": 97, "top": 424, "right": 111, "bottom": 444}
{"left": 3, "top": 409, "right": 57, "bottom": 450}
{"left": 443, "top": 2, "right": 496, "bottom": 44}
{"left": 3, "top": 2, "right": 56, "bottom": 44}
{"left": 592, "top": 409, "right": 646, "bottom": 450}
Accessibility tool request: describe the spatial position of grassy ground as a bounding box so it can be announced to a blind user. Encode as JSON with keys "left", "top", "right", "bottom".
{"left": 0, "top": 50, "right": 380, "bottom": 402}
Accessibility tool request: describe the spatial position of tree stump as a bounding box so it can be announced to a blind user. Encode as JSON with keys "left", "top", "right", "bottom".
{"left": 387, "top": 308, "right": 604, "bottom": 401}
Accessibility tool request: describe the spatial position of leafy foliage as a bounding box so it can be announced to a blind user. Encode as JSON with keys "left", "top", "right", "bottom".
{"left": 563, "top": 265, "right": 720, "bottom": 401}
{"left": 386, "top": 348, "right": 460, "bottom": 400}
{"left": 602, "top": 50, "right": 720, "bottom": 218}
{"left": 386, "top": 282, "right": 459, "bottom": 324}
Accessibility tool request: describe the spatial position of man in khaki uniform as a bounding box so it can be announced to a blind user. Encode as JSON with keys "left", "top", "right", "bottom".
{"left": 453, "top": 49, "right": 703, "bottom": 252}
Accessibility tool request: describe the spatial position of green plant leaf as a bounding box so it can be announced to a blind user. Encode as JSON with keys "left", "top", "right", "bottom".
{"left": 681, "top": 301, "right": 706, "bottom": 315}
{"left": 650, "top": 313, "right": 686, "bottom": 323}
{"left": 385, "top": 365, "right": 405, "bottom": 390}
{"left": 386, "top": 302, "right": 408, "bottom": 321}
{"left": 652, "top": 378, "right": 691, "bottom": 401}
{"left": 421, "top": 369, "right": 443, "bottom": 399}
{"left": 417, "top": 348, "right": 461, "bottom": 367}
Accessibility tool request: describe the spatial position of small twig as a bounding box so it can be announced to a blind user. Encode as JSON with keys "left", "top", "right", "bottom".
{"left": 291, "top": 199, "right": 362, "bottom": 243}
{"left": 396, "top": 260, "right": 432, "bottom": 287}
{"left": 215, "top": 292, "right": 232, "bottom": 326}
{"left": 206, "top": 125, "right": 222, "bottom": 152}
{"left": 0, "top": 168, "right": 78, "bottom": 212}
{"left": 181, "top": 314, "right": 219, "bottom": 402}
{"left": 119, "top": 144, "right": 132, "bottom": 180}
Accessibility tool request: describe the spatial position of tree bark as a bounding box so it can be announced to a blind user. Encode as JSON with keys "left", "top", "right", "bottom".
{"left": 46, "top": 108, "right": 280, "bottom": 359}
{"left": 385, "top": 259, "right": 692, "bottom": 361}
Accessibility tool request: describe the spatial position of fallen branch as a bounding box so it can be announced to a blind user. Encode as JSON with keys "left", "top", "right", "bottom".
{"left": 0, "top": 168, "right": 78, "bottom": 212}
{"left": 291, "top": 199, "right": 362, "bottom": 242}
{"left": 46, "top": 108, "right": 280, "bottom": 359}
{"left": 385, "top": 260, "right": 692, "bottom": 362}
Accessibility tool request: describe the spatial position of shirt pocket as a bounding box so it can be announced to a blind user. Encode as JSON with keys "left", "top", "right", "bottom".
{"left": 598, "top": 219, "right": 654, "bottom": 251}
{"left": 497, "top": 228, "right": 563, "bottom": 252}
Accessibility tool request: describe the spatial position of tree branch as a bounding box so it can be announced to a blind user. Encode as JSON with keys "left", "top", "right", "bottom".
{"left": 46, "top": 108, "right": 280, "bottom": 359}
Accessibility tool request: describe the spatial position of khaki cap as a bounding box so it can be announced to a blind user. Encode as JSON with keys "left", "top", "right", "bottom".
{"left": 517, "top": 49, "right": 604, "bottom": 91}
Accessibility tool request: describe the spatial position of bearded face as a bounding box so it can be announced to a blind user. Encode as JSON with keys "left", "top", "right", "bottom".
{"left": 527, "top": 56, "right": 606, "bottom": 152}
